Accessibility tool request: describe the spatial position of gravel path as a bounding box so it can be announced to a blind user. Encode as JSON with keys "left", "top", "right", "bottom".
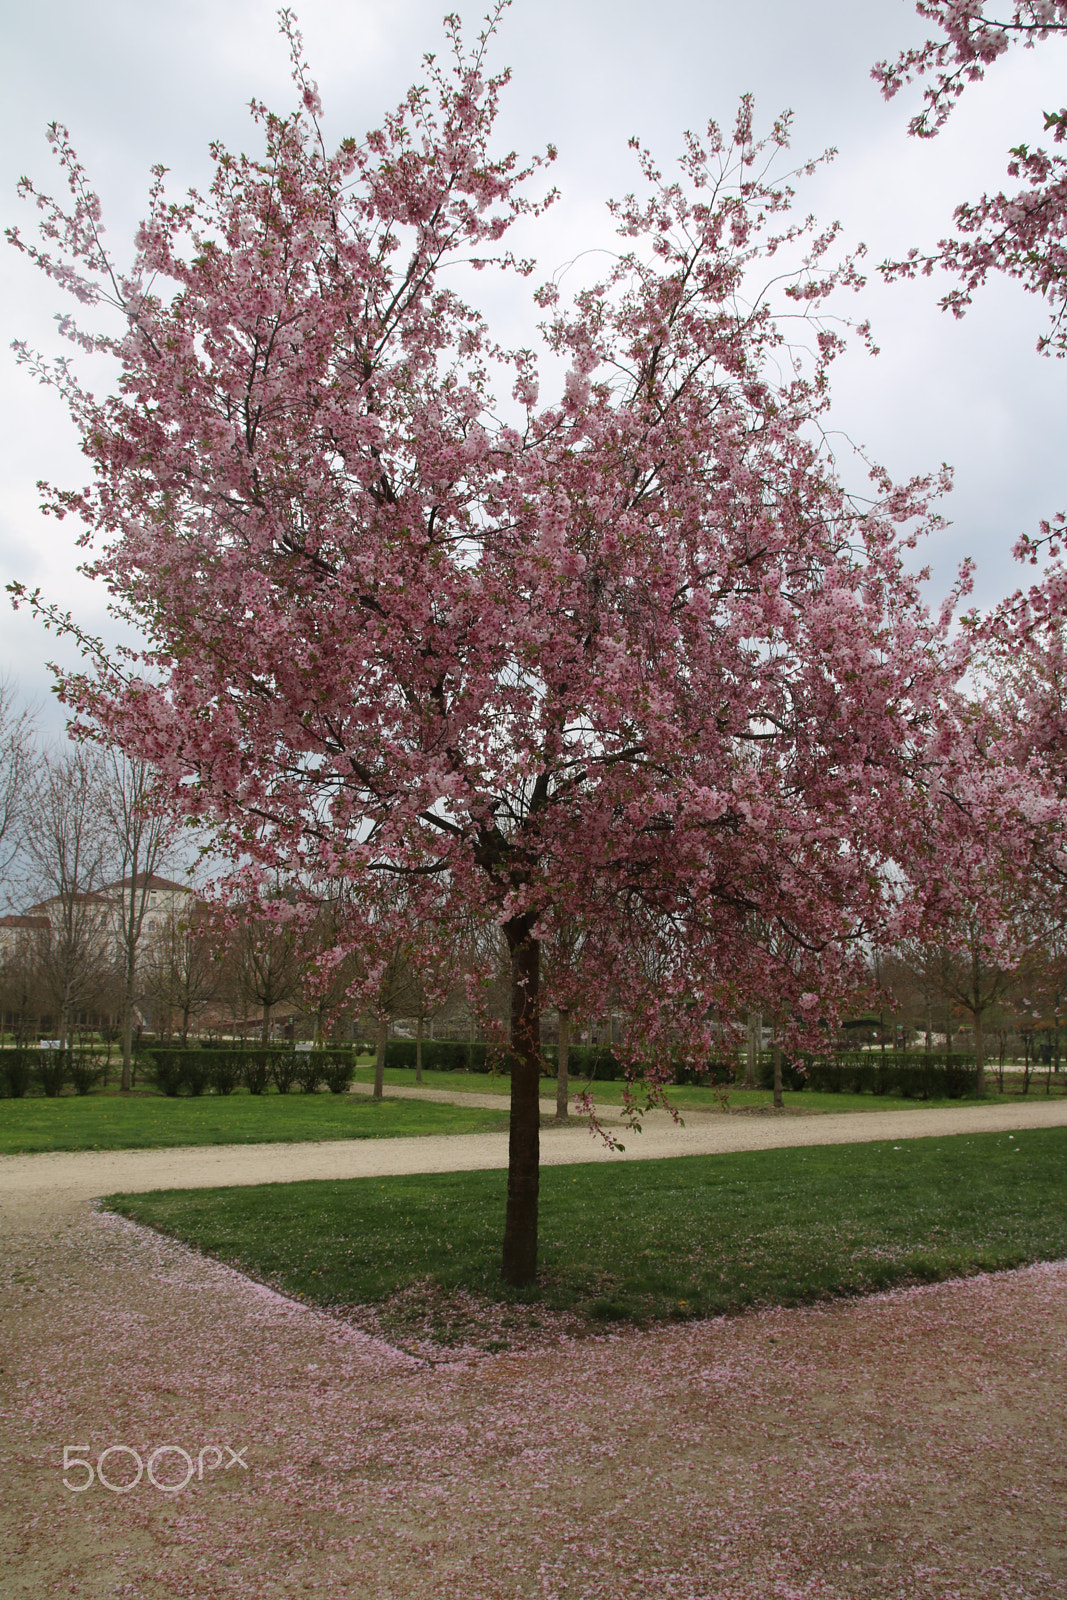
{"left": 2, "top": 1100, "right": 1065, "bottom": 1598}
{"left": 1, "top": 1097, "right": 1065, "bottom": 1227}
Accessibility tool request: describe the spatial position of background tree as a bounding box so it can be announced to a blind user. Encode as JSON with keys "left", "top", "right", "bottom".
{"left": 0, "top": 677, "right": 34, "bottom": 885}
{"left": 229, "top": 892, "right": 302, "bottom": 1045}
{"left": 932, "top": 927, "right": 1014, "bottom": 1092}
{"left": 101, "top": 751, "right": 176, "bottom": 1088}
{"left": 142, "top": 897, "right": 217, "bottom": 1044}
{"left": 11, "top": 11, "right": 1024, "bottom": 1285}
{"left": 20, "top": 748, "right": 113, "bottom": 1048}
{"left": 539, "top": 914, "right": 588, "bottom": 1120}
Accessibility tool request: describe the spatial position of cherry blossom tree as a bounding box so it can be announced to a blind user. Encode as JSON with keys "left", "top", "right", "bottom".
{"left": 877, "top": 7, "right": 1067, "bottom": 884}
{"left": 875, "top": 3, "right": 1067, "bottom": 353}
{"left": 9, "top": 8, "right": 1011, "bottom": 1284}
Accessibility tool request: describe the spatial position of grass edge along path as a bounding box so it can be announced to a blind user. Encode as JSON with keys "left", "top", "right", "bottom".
{"left": 102, "top": 1124, "right": 1067, "bottom": 1344}
{"left": 352, "top": 1064, "right": 1061, "bottom": 1114}
{"left": 0, "top": 1092, "right": 510, "bottom": 1154}
{"left": 3, "top": 1069, "right": 1054, "bottom": 1156}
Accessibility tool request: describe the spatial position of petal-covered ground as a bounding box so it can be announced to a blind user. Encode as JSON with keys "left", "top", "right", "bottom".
{"left": 1, "top": 1174, "right": 1064, "bottom": 1599}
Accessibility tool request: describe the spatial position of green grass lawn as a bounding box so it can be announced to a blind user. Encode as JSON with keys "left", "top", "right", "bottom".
{"left": 0, "top": 1092, "right": 509, "bottom": 1154}
{"left": 104, "top": 1125, "right": 1067, "bottom": 1333}
{"left": 351, "top": 1063, "right": 1044, "bottom": 1115}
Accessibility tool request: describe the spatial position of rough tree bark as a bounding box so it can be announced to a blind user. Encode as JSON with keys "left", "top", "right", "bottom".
{"left": 501, "top": 916, "right": 541, "bottom": 1287}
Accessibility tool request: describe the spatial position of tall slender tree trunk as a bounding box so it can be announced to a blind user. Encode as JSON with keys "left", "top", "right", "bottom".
{"left": 416, "top": 1012, "right": 424, "bottom": 1085}
{"left": 556, "top": 1008, "right": 570, "bottom": 1120}
{"left": 745, "top": 1011, "right": 760, "bottom": 1088}
{"left": 261, "top": 1000, "right": 272, "bottom": 1046}
{"left": 121, "top": 963, "right": 136, "bottom": 1091}
{"left": 772, "top": 1030, "right": 784, "bottom": 1110}
{"left": 973, "top": 1003, "right": 985, "bottom": 1096}
{"left": 501, "top": 917, "right": 541, "bottom": 1287}
{"left": 971, "top": 950, "right": 986, "bottom": 1095}
{"left": 374, "top": 1013, "right": 387, "bottom": 1101}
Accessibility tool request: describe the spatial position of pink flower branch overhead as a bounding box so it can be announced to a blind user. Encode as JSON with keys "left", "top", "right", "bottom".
{"left": 9, "top": 6, "right": 998, "bottom": 1284}
{"left": 875, "top": 2, "right": 1067, "bottom": 354}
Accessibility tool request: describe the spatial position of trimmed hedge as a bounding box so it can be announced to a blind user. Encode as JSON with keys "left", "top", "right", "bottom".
{"left": 541, "top": 1045, "right": 734, "bottom": 1086}
{"left": 271, "top": 1054, "right": 299, "bottom": 1095}
{"left": 379, "top": 1041, "right": 736, "bottom": 1084}
{"left": 69, "top": 1056, "right": 105, "bottom": 1096}
{"left": 0, "top": 1047, "right": 113, "bottom": 1098}
{"left": 384, "top": 1039, "right": 508, "bottom": 1074}
{"left": 241, "top": 1051, "right": 273, "bottom": 1096}
{"left": 0, "top": 1048, "right": 34, "bottom": 1098}
{"left": 759, "top": 1050, "right": 980, "bottom": 1100}
{"left": 145, "top": 1047, "right": 360, "bottom": 1097}
{"left": 321, "top": 1053, "right": 355, "bottom": 1094}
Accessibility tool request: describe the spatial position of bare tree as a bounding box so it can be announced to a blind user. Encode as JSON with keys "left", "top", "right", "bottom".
{"left": 541, "top": 917, "right": 588, "bottom": 1120}
{"left": 0, "top": 916, "right": 48, "bottom": 1044}
{"left": 20, "top": 748, "right": 113, "bottom": 1047}
{"left": 142, "top": 898, "right": 217, "bottom": 1044}
{"left": 102, "top": 753, "right": 176, "bottom": 1088}
{"left": 230, "top": 896, "right": 302, "bottom": 1045}
{"left": 0, "top": 676, "right": 35, "bottom": 885}
{"left": 933, "top": 925, "right": 1014, "bottom": 1094}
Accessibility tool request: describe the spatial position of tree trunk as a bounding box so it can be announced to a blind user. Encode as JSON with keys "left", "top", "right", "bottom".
{"left": 501, "top": 917, "right": 541, "bottom": 1287}
{"left": 416, "top": 1012, "right": 424, "bottom": 1085}
{"left": 262, "top": 1000, "right": 272, "bottom": 1046}
{"left": 971, "top": 949, "right": 985, "bottom": 1095}
{"left": 745, "top": 1010, "right": 760, "bottom": 1089}
{"left": 556, "top": 1008, "right": 570, "bottom": 1120}
{"left": 772, "top": 1033, "right": 784, "bottom": 1110}
{"left": 973, "top": 1005, "right": 985, "bottom": 1096}
{"left": 121, "top": 960, "right": 136, "bottom": 1091}
{"left": 374, "top": 1013, "right": 387, "bottom": 1101}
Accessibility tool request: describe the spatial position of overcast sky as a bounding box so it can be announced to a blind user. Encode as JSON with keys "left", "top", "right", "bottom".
{"left": 3, "top": 0, "right": 1066, "bottom": 737}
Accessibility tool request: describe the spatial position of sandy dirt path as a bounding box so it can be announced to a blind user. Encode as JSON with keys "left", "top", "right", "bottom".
{"left": 1, "top": 1097, "right": 1065, "bottom": 1227}
{"left": 1, "top": 1102, "right": 1065, "bottom": 1599}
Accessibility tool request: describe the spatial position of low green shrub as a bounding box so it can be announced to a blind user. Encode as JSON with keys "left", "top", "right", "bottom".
{"left": 37, "top": 1051, "right": 67, "bottom": 1098}
{"left": 69, "top": 1055, "right": 104, "bottom": 1096}
{"left": 182, "top": 1053, "right": 210, "bottom": 1096}
{"left": 0, "top": 1049, "right": 33, "bottom": 1098}
{"left": 241, "top": 1051, "right": 273, "bottom": 1095}
{"left": 149, "top": 1050, "right": 185, "bottom": 1097}
{"left": 322, "top": 1053, "right": 355, "bottom": 1094}
{"left": 208, "top": 1052, "right": 242, "bottom": 1096}
{"left": 271, "top": 1054, "right": 298, "bottom": 1094}
{"left": 384, "top": 1039, "right": 508, "bottom": 1074}
{"left": 295, "top": 1053, "right": 323, "bottom": 1094}
{"left": 763, "top": 1051, "right": 980, "bottom": 1100}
